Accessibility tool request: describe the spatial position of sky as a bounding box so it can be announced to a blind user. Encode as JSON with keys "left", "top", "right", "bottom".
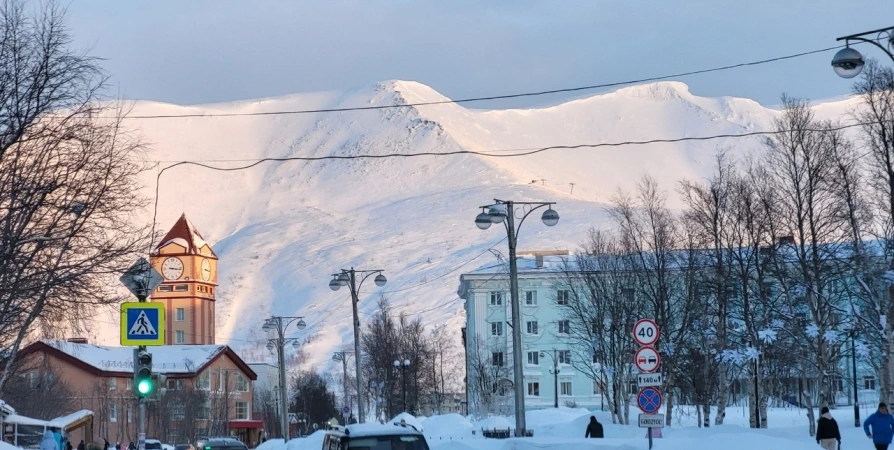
{"left": 65, "top": 0, "right": 894, "bottom": 109}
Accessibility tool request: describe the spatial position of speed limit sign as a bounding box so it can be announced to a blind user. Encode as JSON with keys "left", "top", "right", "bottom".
{"left": 633, "top": 319, "right": 659, "bottom": 346}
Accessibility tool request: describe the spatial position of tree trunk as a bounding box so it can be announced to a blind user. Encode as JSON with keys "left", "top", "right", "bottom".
{"left": 803, "top": 382, "right": 816, "bottom": 436}
{"left": 697, "top": 405, "right": 703, "bottom": 428}
{"left": 715, "top": 368, "right": 728, "bottom": 425}
{"left": 701, "top": 403, "right": 711, "bottom": 428}
{"left": 749, "top": 380, "right": 758, "bottom": 429}
{"left": 664, "top": 377, "right": 675, "bottom": 427}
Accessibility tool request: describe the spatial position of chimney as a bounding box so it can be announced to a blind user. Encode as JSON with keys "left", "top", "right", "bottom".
{"left": 535, "top": 254, "right": 544, "bottom": 268}
{"left": 67, "top": 337, "right": 88, "bottom": 344}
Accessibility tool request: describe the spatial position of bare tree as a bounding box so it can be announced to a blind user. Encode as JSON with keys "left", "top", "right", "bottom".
{"left": 1, "top": 363, "right": 74, "bottom": 420}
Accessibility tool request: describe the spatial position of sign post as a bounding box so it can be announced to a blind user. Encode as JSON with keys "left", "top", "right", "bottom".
{"left": 119, "top": 258, "right": 164, "bottom": 450}
{"left": 633, "top": 319, "right": 661, "bottom": 450}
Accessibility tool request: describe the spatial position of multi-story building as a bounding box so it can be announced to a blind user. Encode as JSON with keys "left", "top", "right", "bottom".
{"left": 15, "top": 340, "right": 261, "bottom": 446}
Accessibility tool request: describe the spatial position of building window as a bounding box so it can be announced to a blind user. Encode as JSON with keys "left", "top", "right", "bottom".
{"left": 158, "top": 285, "right": 173, "bottom": 292}
{"left": 526, "top": 321, "right": 539, "bottom": 335}
{"left": 593, "top": 380, "right": 601, "bottom": 395}
{"left": 176, "top": 330, "right": 185, "bottom": 344}
{"left": 174, "top": 285, "right": 189, "bottom": 292}
{"left": 28, "top": 372, "right": 38, "bottom": 389}
{"left": 109, "top": 404, "right": 117, "bottom": 423}
{"left": 557, "top": 290, "right": 570, "bottom": 306}
{"left": 622, "top": 288, "right": 634, "bottom": 302}
{"left": 489, "top": 291, "right": 502, "bottom": 306}
{"left": 558, "top": 350, "right": 572, "bottom": 365}
{"left": 126, "top": 404, "right": 133, "bottom": 423}
{"left": 527, "top": 382, "right": 540, "bottom": 396}
{"left": 560, "top": 381, "right": 573, "bottom": 396}
{"left": 491, "top": 322, "right": 503, "bottom": 337}
{"left": 235, "top": 401, "right": 249, "bottom": 420}
{"left": 235, "top": 373, "right": 248, "bottom": 392}
{"left": 864, "top": 376, "right": 877, "bottom": 390}
{"left": 197, "top": 404, "right": 210, "bottom": 420}
{"left": 176, "top": 308, "right": 185, "bottom": 321}
{"left": 125, "top": 379, "right": 132, "bottom": 391}
{"left": 527, "top": 351, "right": 539, "bottom": 365}
{"left": 108, "top": 377, "right": 116, "bottom": 390}
{"left": 832, "top": 376, "right": 843, "bottom": 392}
{"left": 197, "top": 371, "right": 210, "bottom": 390}
{"left": 558, "top": 320, "right": 570, "bottom": 335}
{"left": 524, "top": 291, "right": 537, "bottom": 306}
{"left": 492, "top": 352, "right": 504, "bottom": 367}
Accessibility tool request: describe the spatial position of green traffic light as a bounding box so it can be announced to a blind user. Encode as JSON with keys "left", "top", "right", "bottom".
{"left": 137, "top": 379, "right": 153, "bottom": 395}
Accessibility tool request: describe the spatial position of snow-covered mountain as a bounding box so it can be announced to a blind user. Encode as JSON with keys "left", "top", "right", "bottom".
{"left": 96, "top": 80, "right": 858, "bottom": 369}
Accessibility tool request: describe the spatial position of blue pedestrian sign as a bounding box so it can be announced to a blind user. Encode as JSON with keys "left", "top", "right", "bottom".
{"left": 342, "top": 406, "right": 351, "bottom": 415}
{"left": 637, "top": 387, "right": 663, "bottom": 414}
{"left": 120, "top": 302, "right": 166, "bottom": 346}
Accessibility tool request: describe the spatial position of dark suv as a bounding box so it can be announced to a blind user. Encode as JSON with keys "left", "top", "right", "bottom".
{"left": 323, "top": 423, "right": 429, "bottom": 450}
{"left": 199, "top": 438, "right": 248, "bottom": 450}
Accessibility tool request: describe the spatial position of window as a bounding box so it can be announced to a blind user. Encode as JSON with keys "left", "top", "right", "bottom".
{"left": 560, "top": 381, "right": 573, "bottom": 396}
{"left": 491, "top": 322, "right": 503, "bottom": 337}
{"left": 235, "top": 373, "right": 248, "bottom": 392}
{"left": 557, "top": 290, "right": 570, "bottom": 306}
{"left": 28, "top": 372, "right": 38, "bottom": 389}
{"left": 197, "top": 403, "right": 210, "bottom": 420}
{"left": 593, "top": 380, "right": 601, "bottom": 395}
{"left": 176, "top": 330, "right": 185, "bottom": 344}
{"left": 197, "top": 371, "right": 210, "bottom": 390}
{"left": 622, "top": 287, "right": 635, "bottom": 302}
{"left": 864, "top": 376, "right": 877, "bottom": 390}
{"left": 558, "top": 350, "right": 572, "bottom": 365}
{"left": 832, "top": 376, "right": 843, "bottom": 392}
{"left": 527, "top": 351, "right": 539, "bottom": 365}
{"left": 109, "top": 404, "right": 117, "bottom": 423}
{"left": 108, "top": 377, "right": 117, "bottom": 390}
{"left": 158, "top": 285, "right": 173, "bottom": 292}
{"left": 125, "top": 379, "right": 133, "bottom": 391}
{"left": 558, "top": 320, "right": 570, "bottom": 334}
{"left": 126, "top": 404, "right": 133, "bottom": 423}
{"left": 492, "top": 352, "right": 504, "bottom": 367}
{"left": 524, "top": 291, "right": 537, "bottom": 306}
{"left": 235, "top": 401, "right": 249, "bottom": 420}
{"left": 166, "top": 379, "right": 184, "bottom": 390}
{"left": 175, "top": 308, "right": 185, "bottom": 321}
{"left": 526, "top": 321, "right": 539, "bottom": 335}
{"left": 174, "top": 285, "right": 189, "bottom": 292}
{"left": 527, "top": 382, "right": 540, "bottom": 396}
{"left": 171, "top": 405, "right": 185, "bottom": 420}
{"left": 490, "top": 292, "right": 502, "bottom": 306}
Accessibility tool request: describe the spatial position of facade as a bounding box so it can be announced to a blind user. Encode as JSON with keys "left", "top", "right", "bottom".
{"left": 457, "top": 252, "right": 603, "bottom": 412}
{"left": 149, "top": 214, "right": 218, "bottom": 345}
{"left": 15, "top": 340, "right": 261, "bottom": 447}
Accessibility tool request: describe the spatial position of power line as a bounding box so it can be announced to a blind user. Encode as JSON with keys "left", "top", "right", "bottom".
{"left": 122, "top": 45, "right": 842, "bottom": 120}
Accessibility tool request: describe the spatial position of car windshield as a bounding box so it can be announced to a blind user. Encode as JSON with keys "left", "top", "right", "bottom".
{"left": 347, "top": 435, "right": 428, "bottom": 450}
{"left": 175, "top": 446, "right": 191, "bottom": 450}
{"left": 144, "top": 443, "right": 162, "bottom": 450}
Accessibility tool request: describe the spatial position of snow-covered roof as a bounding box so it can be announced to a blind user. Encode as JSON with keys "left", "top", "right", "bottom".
{"left": 343, "top": 423, "right": 423, "bottom": 437}
{"left": 46, "top": 340, "right": 227, "bottom": 374}
{"left": 3, "top": 410, "right": 92, "bottom": 430}
{"left": 151, "top": 213, "right": 216, "bottom": 257}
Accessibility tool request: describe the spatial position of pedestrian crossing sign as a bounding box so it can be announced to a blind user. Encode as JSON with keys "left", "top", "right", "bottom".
{"left": 120, "top": 302, "right": 166, "bottom": 346}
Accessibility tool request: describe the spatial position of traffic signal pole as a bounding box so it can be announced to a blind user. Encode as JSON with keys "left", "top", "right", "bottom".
{"left": 136, "top": 293, "right": 148, "bottom": 450}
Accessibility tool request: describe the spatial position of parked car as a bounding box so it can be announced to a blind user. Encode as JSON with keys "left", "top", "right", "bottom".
{"left": 174, "top": 445, "right": 195, "bottom": 450}
{"left": 199, "top": 438, "right": 247, "bottom": 450}
{"left": 144, "top": 440, "right": 163, "bottom": 450}
{"left": 323, "top": 422, "right": 429, "bottom": 450}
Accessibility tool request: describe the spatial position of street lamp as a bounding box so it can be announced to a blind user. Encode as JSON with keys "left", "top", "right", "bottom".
{"left": 831, "top": 26, "right": 894, "bottom": 78}
{"left": 327, "top": 268, "right": 387, "bottom": 423}
{"left": 262, "top": 316, "right": 306, "bottom": 441}
{"left": 475, "top": 199, "right": 559, "bottom": 436}
{"left": 333, "top": 351, "right": 354, "bottom": 423}
{"left": 394, "top": 359, "right": 411, "bottom": 412}
{"left": 849, "top": 328, "right": 860, "bottom": 427}
{"left": 539, "top": 350, "right": 560, "bottom": 408}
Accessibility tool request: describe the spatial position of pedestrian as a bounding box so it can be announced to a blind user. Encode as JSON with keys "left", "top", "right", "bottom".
{"left": 77, "top": 440, "right": 85, "bottom": 450}
{"left": 40, "top": 431, "right": 58, "bottom": 450}
{"left": 128, "top": 442, "right": 135, "bottom": 450}
{"left": 816, "top": 407, "right": 841, "bottom": 450}
{"left": 585, "top": 416, "right": 604, "bottom": 438}
{"left": 864, "top": 402, "right": 894, "bottom": 450}
{"left": 66, "top": 440, "right": 73, "bottom": 450}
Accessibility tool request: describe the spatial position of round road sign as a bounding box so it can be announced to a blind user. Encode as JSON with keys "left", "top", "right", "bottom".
{"left": 633, "top": 319, "right": 659, "bottom": 346}
{"left": 634, "top": 346, "right": 661, "bottom": 373}
{"left": 637, "top": 387, "right": 663, "bottom": 414}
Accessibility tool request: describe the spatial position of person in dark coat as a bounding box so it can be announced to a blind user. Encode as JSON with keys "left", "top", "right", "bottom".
{"left": 816, "top": 406, "right": 841, "bottom": 450}
{"left": 77, "top": 440, "right": 85, "bottom": 450}
{"left": 585, "top": 416, "right": 604, "bottom": 438}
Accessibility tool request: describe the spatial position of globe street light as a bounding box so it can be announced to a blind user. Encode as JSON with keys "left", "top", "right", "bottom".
{"left": 262, "top": 316, "right": 306, "bottom": 441}
{"left": 832, "top": 27, "right": 894, "bottom": 79}
{"left": 394, "top": 359, "right": 411, "bottom": 413}
{"left": 327, "top": 268, "right": 387, "bottom": 423}
{"left": 473, "top": 199, "right": 559, "bottom": 437}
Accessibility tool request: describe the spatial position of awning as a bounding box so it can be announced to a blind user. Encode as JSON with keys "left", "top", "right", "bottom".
{"left": 228, "top": 420, "right": 263, "bottom": 429}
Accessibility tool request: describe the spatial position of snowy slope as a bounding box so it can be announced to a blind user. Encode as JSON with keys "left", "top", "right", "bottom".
{"left": 93, "top": 81, "right": 859, "bottom": 372}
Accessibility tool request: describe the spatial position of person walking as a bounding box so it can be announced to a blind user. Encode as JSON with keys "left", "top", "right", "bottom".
{"left": 77, "top": 440, "right": 85, "bottom": 450}
{"left": 864, "top": 402, "right": 894, "bottom": 450}
{"left": 40, "top": 431, "right": 58, "bottom": 450}
{"left": 816, "top": 406, "right": 841, "bottom": 450}
{"left": 585, "top": 416, "right": 604, "bottom": 438}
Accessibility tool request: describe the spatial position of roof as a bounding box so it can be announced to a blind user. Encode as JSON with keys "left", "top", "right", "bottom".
{"left": 152, "top": 214, "right": 217, "bottom": 257}
{"left": 3, "top": 410, "right": 92, "bottom": 430}
{"left": 19, "top": 341, "right": 257, "bottom": 380}
{"left": 334, "top": 423, "right": 424, "bottom": 438}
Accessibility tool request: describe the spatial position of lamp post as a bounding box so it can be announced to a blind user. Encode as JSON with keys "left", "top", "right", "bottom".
{"left": 475, "top": 199, "right": 559, "bottom": 436}
{"left": 333, "top": 351, "right": 354, "bottom": 423}
{"left": 850, "top": 329, "right": 860, "bottom": 427}
{"left": 394, "top": 359, "right": 411, "bottom": 412}
{"left": 262, "top": 316, "right": 306, "bottom": 441}
{"left": 328, "top": 268, "right": 387, "bottom": 423}
{"left": 831, "top": 26, "right": 894, "bottom": 78}
{"left": 539, "top": 350, "right": 560, "bottom": 408}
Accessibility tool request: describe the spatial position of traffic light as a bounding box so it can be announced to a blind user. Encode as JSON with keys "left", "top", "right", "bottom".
{"left": 134, "top": 349, "right": 153, "bottom": 397}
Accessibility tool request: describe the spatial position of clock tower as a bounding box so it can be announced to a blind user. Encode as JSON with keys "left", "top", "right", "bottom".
{"left": 149, "top": 214, "right": 218, "bottom": 345}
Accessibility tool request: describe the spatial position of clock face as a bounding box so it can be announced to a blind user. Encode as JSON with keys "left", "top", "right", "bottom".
{"left": 162, "top": 257, "right": 184, "bottom": 280}
{"left": 201, "top": 259, "right": 212, "bottom": 281}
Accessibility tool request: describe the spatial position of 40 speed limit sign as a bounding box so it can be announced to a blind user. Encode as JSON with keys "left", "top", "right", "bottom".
{"left": 633, "top": 319, "right": 659, "bottom": 347}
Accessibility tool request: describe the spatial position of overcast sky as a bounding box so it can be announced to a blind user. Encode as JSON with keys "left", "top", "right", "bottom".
{"left": 66, "top": 1, "right": 894, "bottom": 109}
